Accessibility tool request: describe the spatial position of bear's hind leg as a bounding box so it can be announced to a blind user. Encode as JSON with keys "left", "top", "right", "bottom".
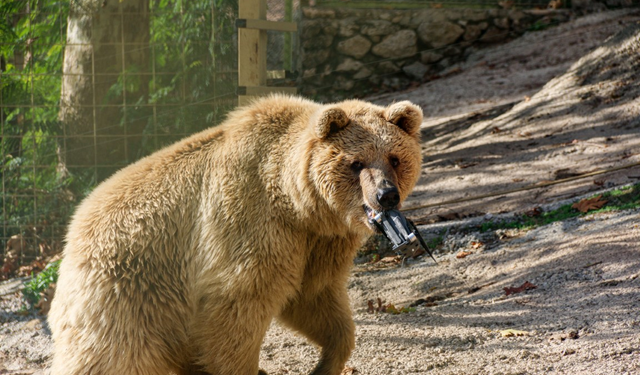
{"left": 278, "top": 286, "right": 355, "bottom": 375}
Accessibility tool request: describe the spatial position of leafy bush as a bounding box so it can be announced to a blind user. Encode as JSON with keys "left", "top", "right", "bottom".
{"left": 22, "top": 259, "right": 60, "bottom": 305}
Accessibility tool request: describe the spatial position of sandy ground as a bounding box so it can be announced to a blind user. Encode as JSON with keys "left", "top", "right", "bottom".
{"left": 260, "top": 9, "right": 640, "bottom": 375}
{"left": 2, "top": 8, "right": 640, "bottom": 375}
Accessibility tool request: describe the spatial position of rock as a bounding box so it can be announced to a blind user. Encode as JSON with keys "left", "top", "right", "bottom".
{"left": 378, "top": 61, "right": 401, "bottom": 74}
{"left": 494, "top": 17, "right": 510, "bottom": 29}
{"left": 361, "top": 20, "right": 398, "bottom": 36}
{"left": 323, "top": 22, "right": 339, "bottom": 36}
{"left": 393, "top": 14, "right": 412, "bottom": 27}
{"left": 410, "top": 10, "right": 447, "bottom": 28}
{"left": 302, "top": 7, "right": 336, "bottom": 19}
{"left": 442, "top": 45, "right": 462, "bottom": 58}
{"left": 333, "top": 76, "right": 354, "bottom": 91}
{"left": 480, "top": 26, "right": 508, "bottom": 43}
{"left": 464, "top": 23, "right": 487, "bottom": 42}
{"left": 338, "top": 17, "right": 360, "bottom": 37}
{"left": 337, "top": 35, "right": 372, "bottom": 59}
{"left": 371, "top": 30, "right": 417, "bottom": 58}
{"left": 302, "top": 34, "right": 333, "bottom": 49}
{"left": 382, "top": 76, "right": 409, "bottom": 90}
{"left": 402, "top": 61, "right": 429, "bottom": 80}
{"left": 353, "top": 67, "right": 373, "bottom": 80}
{"left": 302, "top": 49, "right": 330, "bottom": 68}
{"left": 335, "top": 58, "right": 364, "bottom": 72}
{"left": 300, "top": 20, "right": 323, "bottom": 39}
{"left": 302, "top": 68, "right": 316, "bottom": 79}
{"left": 421, "top": 50, "right": 443, "bottom": 64}
{"left": 378, "top": 11, "right": 392, "bottom": 21}
{"left": 365, "top": 74, "right": 381, "bottom": 87}
{"left": 463, "top": 9, "right": 489, "bottom": 22}
{"left": 417, "top": 20, "right": 464, "bottom": 49}
{"left": 24, "top": 319, "right": 41, "bottom": 331}
{"left": 508, "top": 10, "right": 527, "bottom": 23}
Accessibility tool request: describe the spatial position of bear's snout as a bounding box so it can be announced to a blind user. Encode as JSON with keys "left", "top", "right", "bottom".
{"left": 377, "top": 185, "right": 400, "bottom": 210}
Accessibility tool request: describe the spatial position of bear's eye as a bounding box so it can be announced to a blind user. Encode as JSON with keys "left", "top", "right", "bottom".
{"left": 390, "top": 156, "right": 400, "bottom": 168}
{"left": 350, "top": 161, "right": 364, "bottom": 173}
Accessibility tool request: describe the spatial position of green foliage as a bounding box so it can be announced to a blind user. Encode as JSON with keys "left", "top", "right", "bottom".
{"left": 480, "top": 183, "right": 640, "bottom": 232}
{"left": 2, "top": 0, "right": 238, "bottom": 250}
{"left": 1, "top": 0, "right": 73, "bottom": 244}
{"left": 528, "top": 20, "right": 551, "bottom": 31}
{"left": 143, "top": 0, "right": 238, "bottom": 152}
{"left": 384, "top": 304, "right": 416, "bottom": 314}
{"left": 427, "top": 235, "right": 444, "bottom": 250}
{"left": 22, "top": 259, "right": 60, "bottom": 305}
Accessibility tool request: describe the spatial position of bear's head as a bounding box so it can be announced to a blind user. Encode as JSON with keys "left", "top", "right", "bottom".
{"left": 307, "top": 100, "right": 422, "bottom": 235}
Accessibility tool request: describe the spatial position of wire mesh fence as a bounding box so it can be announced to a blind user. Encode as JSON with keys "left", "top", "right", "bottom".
{"left": 0, "top": 0, "right": 247, "bottom": 274}
{"left": 0, "top": 0, "right": 561, "bottom": 276}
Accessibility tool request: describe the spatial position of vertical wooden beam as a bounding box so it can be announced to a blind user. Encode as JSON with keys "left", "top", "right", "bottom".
{"left": 284, "top": 0, "right": 293, "bottom": 72}
{"left": 238, "top": 0, "right": 267, "bottom": 106}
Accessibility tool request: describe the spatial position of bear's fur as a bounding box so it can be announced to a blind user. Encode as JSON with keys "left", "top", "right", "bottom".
{"left": 48, "top": 95, "right": 423, "bottom": 375}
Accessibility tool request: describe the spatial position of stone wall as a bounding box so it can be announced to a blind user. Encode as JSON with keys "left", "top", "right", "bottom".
{"left": 298, "top": 7, "right": 572, "bottom": 102}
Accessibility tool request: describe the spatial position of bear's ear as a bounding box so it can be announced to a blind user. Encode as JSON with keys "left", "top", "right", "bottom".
{"left": 314, "top": 107, "right": 350, "bottom": 139}
{"left": 384, "top": 101, "right": 423, "bottom": 137}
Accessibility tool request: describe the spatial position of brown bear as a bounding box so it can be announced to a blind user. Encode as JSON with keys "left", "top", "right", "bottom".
{"left": 48, "top": 95, "right": 423, "bottom": 375}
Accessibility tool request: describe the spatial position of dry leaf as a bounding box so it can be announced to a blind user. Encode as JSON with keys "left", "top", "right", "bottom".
{"left": 525, "top": 207, "right": 543, "bottom": 217}
{"left": 367, "top": 298, "right": 386, "bottom": 314}
{"left": 383, "top": 304, "right": 415, "bottom": 314}
{"left": 498, "top": 0, "right": 514, "bottom": 9}
{"left": 455, "top": 160, "right": 479, "bottom": 169}
{"left": 500, "top": 329, "right": 530, "bottom": 337}
{"left": 35, "top": 283, "right": 56, "bottom": 315}
{"left": 380, "top": 256, "right": 400, "bottom": 264}
{"left": 470, "top": 241, "right": 484, "bottom": 249}
{"left": 456, "top": 251, "right": 472, "bottom": 259}
{"left": 504, "top": 281, "right": 537, "bottom": 296}
{"left": 572, "top": 195, "right": 607, "bottom": 213}
{"left": 549, "top": 330, "right": 579, "bottom": 341}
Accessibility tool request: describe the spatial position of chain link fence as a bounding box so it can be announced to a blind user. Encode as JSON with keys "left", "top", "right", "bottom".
{"left": 0, "top": 0, "right": 557, "bottom": 277}
{"left": 1, "top": 0, "right": 248, "bottom": 276}
{"left": 1, "top": 0, "right": 299, "bottom": 277}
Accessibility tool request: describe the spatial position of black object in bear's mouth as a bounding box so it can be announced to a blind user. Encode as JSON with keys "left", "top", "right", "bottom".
{"left": 366, "top": 208, "right": 437, "bottom": 263}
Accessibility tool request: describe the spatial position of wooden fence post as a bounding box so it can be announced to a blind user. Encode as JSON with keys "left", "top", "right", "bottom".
{"left": 237, "top": 0, "right": 297, "bottom": 106}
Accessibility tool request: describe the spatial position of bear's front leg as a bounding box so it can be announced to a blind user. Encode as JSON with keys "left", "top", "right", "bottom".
{"left": 191, "top": 294, "right": 274, "bottom": 375}
{"left": 278, "top": 285, "right": 355, "bottom": 375}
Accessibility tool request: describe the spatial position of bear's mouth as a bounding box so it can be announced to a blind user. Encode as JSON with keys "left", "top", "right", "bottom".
{"left": 363, "top": 204, "right": 379, "bottom": 230}
{"left": 363, "top": 204, "right": 375, "bottom": 220}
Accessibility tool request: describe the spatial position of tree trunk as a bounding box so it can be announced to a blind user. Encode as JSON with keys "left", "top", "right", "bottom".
{"left": 59, "top": 0, "right": 149, "bottom": 184}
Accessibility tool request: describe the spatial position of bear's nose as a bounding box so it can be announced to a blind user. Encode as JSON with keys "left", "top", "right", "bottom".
{"left": 377, "top": 186, "right": 400, "bottom": 210}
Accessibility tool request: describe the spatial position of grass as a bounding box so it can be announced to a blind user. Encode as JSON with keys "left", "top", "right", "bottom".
{"left": 479, "top": 183, "right": 640, "bottom": 233}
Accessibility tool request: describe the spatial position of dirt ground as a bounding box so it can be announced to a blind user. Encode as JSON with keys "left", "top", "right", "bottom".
{"left": 2, "top": 8, "right": 640, "bottom": 375}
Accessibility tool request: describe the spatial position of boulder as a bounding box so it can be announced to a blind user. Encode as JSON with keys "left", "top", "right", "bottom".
{"left": 337, "top": 35, "right": 372, "bottom": 59}
{"left": 417, "top": 20, "right": 464, "bottom": 49}
{"left": 371, "top": 30, "right": 417, "bottom": 58}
